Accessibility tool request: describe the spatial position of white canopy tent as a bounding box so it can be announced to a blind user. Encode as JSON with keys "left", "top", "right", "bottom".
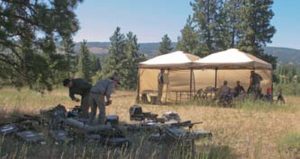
{"left": 139, "top": 51, "right": 199, "bottom": 69}
{"left": 193, "top": 48, "right": 273, "bottom": 92}
{"left": 137, "top": 51, "right": 200, "bottom": 103}
{"left": 193, "top": 48, "right": 272, "bottom": 69}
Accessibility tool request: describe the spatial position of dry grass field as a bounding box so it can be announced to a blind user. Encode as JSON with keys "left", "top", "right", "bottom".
{"left": 0, "top": 88, "right": 299, "bottom": 159}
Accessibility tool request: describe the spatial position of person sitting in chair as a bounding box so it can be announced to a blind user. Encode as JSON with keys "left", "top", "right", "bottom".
{"left": 218, "top": 81, "right": 233, "bottom": 106}
{"left": 234, "top": 81, "right": 245, "bottom": 97}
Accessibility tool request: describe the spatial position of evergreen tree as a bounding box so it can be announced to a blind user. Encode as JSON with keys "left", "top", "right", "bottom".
{"left": 122, "top": 32, "right": 144, "bottom": 89}
{"left": 159, "top": 34, "right": 173, "bottom": 55}
{"left": 237, "top": 0, "right": 276, "bottom": 56}
{"left": 94, "top": 58, "right": 102, "bottom": 72}
{"left": 183, "top": 0, "right": 276, "bottom": 70}
{"left": 222, "top": 0, "right": 243, "bottom": 48}
{"left": 101, "top": 28, "right": 145, "bottom": 89}
{"left": 191, "top": 0, "right": 224, "bottom": 54}
{"left": 101, "top": 27, "right": 126, "bottom": 80}
{"left": 0, "top": 0, "right": 82, "bottom": 91}
{"left": 78, "top": 40, "right": 93, "bottom": 82}
{"left": 62, "top": 38, "right": 77, "bottom": 77}
{"left": 177, "top": 16, "right": 201, "bottom": 56}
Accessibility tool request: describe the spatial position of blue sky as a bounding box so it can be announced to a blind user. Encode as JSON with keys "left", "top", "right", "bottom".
{"left": 74, "top": 0, "right": 300, "bottom": 49}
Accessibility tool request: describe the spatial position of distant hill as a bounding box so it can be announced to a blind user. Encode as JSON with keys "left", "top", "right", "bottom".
{"left": 75, "top": 42, "right": 300, "bottom": 64}
{"left": 263, "top": 47, "right": 300, "bottom": 64}
{"left": 74, "top": 42, "right": 174, "bottom": 57}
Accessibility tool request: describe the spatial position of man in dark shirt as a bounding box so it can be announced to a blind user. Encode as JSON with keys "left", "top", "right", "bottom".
{"left": 157, "top": 69, "right": 165, "bottom": 104}
{"left": 234, "top": 81, "right": 245, "bottom": 97}
{"left": 248, "top": 71, "right": 263, "bottom": 98}
{"left": 63, "top": 78, "right": 92, "bottom": 118}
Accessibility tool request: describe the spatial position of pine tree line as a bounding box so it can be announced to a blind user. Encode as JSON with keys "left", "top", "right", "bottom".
{"left": 275, "top": 64, "right": 300, "bottom": 84}
{"left": 177, "top": 0, "right": 277, "bottom": 68}
{"left": 58, "top": 27, "right": 145, "bottom": 90}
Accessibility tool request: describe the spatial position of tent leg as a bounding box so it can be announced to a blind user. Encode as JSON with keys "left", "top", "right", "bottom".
{"left": 214, "top": 68, "right": 218, "bottom": 88}
{"left": 271, "top": 70, "right": 274, "bottom": 100}
{"left": 136, "top": 70, "right": 140, "bottom": 103}
{"left": 190, "top": 68, "right": 193, "bottom": 100}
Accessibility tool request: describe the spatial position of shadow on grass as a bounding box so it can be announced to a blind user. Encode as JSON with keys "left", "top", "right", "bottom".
{"left": 0, "top": 108, "right": 236, "bottom": 159}
{"left": 196, "top": 144, "right": 237, "bottom": 159}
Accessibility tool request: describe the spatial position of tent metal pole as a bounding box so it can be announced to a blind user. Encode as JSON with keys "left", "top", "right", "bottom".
{"left": 271, "top": 69, "right": 274, "bottom": 99}
{"left": 214, "top": 68, "right": 218, "bottom": 88}
{"left": 190, "top": 68, "right": 193, "bottom": 100}
{"left": 136, "top": 69, "right": 141, "bottom": 103}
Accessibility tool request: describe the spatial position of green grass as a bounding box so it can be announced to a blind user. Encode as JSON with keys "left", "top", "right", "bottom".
{"left": 184, "top": 96, "right": 299, "bottom": 113}
{"left": 274, "top": 83, "right": 300, "bottom": 96}
{"left": 278, "top": 132, "right": 300, "bottom": 159}
{"left": 234, "top": 98, "right": 299, "bottom": 112}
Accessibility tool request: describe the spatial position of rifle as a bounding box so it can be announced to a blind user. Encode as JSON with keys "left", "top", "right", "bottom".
{"left": 169, "top": 120, "right": 203, "bottom": 129}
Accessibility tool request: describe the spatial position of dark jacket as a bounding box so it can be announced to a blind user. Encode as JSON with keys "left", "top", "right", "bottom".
{"left": 69, "top": 78, "right": 92, "bottom": 100}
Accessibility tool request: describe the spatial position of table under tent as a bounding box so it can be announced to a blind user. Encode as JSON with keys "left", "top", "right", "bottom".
{"left": 192, "top": 48, "right": 273, "bottom": 95}
{"left": 137, "top": 51, "right": 201, "bottom": 104}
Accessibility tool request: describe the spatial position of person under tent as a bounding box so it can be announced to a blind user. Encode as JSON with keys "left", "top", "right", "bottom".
{"left": 248, "top": 71, "right": 263, "bottom": 99}
{"left": 234, "top": 81, "right": 245, "bottom": 97}
{"left": 217, "top": 81, "right": 233, "bottom": 106}
{"left": 157, "top": 69, "right": 165, "bottom": 104}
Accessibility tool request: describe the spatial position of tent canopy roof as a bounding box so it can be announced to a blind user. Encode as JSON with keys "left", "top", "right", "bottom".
{"left": 194, "top": 48, "right": 272, "bottom": 69}
{"left": 139, "top": 51, "right": 200, "bottom": 69}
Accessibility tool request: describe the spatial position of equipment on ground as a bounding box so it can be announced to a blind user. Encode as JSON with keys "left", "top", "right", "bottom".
{"left": 129, "top": 105, "right": 159, "bottom": 121}
{"left": 0, "top": 124, "right": 19, "bottom": 135}
{"left": 0, "top": 104, "right": 212, "bottom": 151}
{"left": 16, "top": 130, "right": 45, "bottom": 144}
{"left": 105, "top": 115, "right": 119, "bottom": 126}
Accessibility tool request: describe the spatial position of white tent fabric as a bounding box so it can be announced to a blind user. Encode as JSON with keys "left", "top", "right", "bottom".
{"left": 139, "top": 51, "right": 200, "bottom": 69}
{"left": 193, "top": 48, "right": 272, "bottom": 69}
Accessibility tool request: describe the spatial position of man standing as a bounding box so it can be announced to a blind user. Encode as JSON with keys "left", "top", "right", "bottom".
{"left": 89, "top": 75, "right": 120, "bottom": 124}
{"left": 63, "top": 78, "right": 92, "bottom": 118}
{"left": 248, "top": 71, "right": 263, "bottom": 98}
{"left": 157, "top": 69, "right": 165, "bottom": 104}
